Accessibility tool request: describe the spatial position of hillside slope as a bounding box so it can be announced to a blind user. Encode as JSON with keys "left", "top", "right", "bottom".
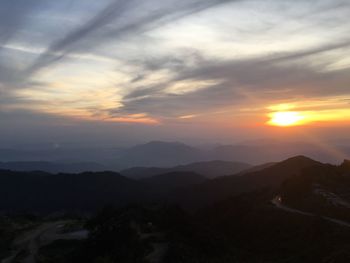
{"left": 172, "top": 156, "right": 322, "bottom": 209}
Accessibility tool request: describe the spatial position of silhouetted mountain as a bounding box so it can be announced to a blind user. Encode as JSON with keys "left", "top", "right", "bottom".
{"left": 0, "top": 170, "right": 149, "bottom": 213}
{"left": 340, "top": 159, "right": 350, "bottom": 173}
{"left": 2, "top": 155, "right": 349, "bottom": 263}
{"left": 142, "top": 172, "right": 207, "bottom": 191}
{"left": 0, "top": 169, "right": 204, "bottom": 213}
{"left": 114, "top": 141, "right": 203, "bottom": 168}
{"left": 121, "top": 160, "right": 251, "bottom": 179}
{"left": 172, "top": 156, "right": 321, "bottom": 209}
{"left": 0, "top": 161, "right": 106, "bottom": 174}
{"left": 0, "top": 155, "right": 328, "bottom": 213}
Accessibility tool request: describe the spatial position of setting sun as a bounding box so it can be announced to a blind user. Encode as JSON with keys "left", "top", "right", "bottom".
{"left": 268, "top": 111, "right": 306, "bottom": 127}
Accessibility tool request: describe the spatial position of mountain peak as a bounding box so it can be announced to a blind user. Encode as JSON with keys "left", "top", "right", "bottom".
{"left": 340, "top": 159, "right": 350, "bottom": 172}
{"left": 341, "top": 159, "right": 350, "bottom": 164}
{"left": 274, "top": 155, "right": 321, "bottom": 171}
{"left": 283, "top": 155, "right": 318, "bottom": 163}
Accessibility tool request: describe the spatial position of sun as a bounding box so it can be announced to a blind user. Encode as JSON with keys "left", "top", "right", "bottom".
{"left": 268, "top": 111, "right": 306, "bottom": 127}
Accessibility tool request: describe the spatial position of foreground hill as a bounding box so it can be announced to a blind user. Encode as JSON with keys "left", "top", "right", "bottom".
{"left": 172, "top": 156, "right": 322, "bottom": 209}
{"left": 141, "top": 172, "right": 207, "bottom": 191}
{"left": 195, "top": 189, "right": 350, "bottom": 263}
{"left": 0, "top": 169, "right": 208, "bottom": 213}
{"left": 121, "top": 160, "right": 251, "bottom": 179}
{"left": 280, "top": 159, "right": 350, "bottom": 222}
{"left": 190, "top": 160, "right": 350, "bottom": 262}
{"left": 0, "top": 170, "right": 149, "bottom": 212}
{"left": 2, "top": 156, "right": 350, "bottom": 263}
{"left": 33, "top": 195, "right": 350, "bottom": 263}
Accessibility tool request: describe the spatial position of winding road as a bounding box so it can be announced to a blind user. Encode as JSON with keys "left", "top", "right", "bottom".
{"left": 271, "top": 196, "right": 350, "bottom": 228}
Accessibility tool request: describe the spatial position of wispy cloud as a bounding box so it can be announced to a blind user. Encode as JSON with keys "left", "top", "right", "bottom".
{"left": 0, "top": 0, "right": 44, "bottom": 46}
{"left": 115, "top": 40, "right": 350, "bottom": 119}
{"left": 25, "top": 0, "right": 240, "bottom": 76}
{"left": 1, "top": 0, "right": 350, "bottom": 136}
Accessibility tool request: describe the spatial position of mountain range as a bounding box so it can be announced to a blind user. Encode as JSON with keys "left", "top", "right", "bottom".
{"left": 1, "top": 140, "right": 349, "bottom": 170}
{"left": 2, "top": 155, "right": 350, "bottom": 262}
{"left": 0, "top": 161, "right": 106, "bottom": 174}
{"left": 3, "top": 155, "right": 347, "bottom": 215}
{"left": 121, "top": 160, "right": 251, "bottom": 179}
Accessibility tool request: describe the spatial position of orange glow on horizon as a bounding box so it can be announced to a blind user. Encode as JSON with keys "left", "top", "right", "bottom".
{"left": 267, "top": 99, "right": 350, "bottom": 127}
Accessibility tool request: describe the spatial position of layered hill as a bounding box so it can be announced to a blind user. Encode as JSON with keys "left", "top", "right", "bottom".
{"left": 0, "top": 155, "right": 331, "bottom": 213}
{"left": 121, "top": 160, "right": 251, "bottom": 179}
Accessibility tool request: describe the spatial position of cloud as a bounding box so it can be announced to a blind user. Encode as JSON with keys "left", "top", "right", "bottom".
{"left": 24, "top": 0, "right": 133, "bottom": 75}
{"left": 267, "top": 40, "right": 350, "bottom": 64}
{"left": 115, "top": 41, "right": 350, "bottom": 118}
{"left": 25, "top": 0, "right": 240, "bottom": 76}
{"left": 1, "top": 0, "right": 240, "bottom": 103}
{"left": 0, "top": 0, "right": 44, "bottom": 46}
{"left": 2, "top": 0, "right": 350, "bottom": 129}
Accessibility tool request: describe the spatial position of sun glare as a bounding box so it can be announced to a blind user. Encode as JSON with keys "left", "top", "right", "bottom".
{"left": 268, "top": 111, "right": 305, "bottom": 127}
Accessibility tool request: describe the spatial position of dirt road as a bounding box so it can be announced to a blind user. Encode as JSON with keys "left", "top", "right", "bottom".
{"left": 1, "top": 220, "right": 87, "bottom": 263}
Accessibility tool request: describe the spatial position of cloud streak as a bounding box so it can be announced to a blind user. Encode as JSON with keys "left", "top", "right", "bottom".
{"left": 25, "top": 0, "right": 239, "bottom": 76}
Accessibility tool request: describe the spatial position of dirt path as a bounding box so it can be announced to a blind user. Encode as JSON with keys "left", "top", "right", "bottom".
{"left": 132, "top": 221, "right": 168, "bottom": 263}
{"left": 1, "top": 221, "right": 73, "bottom": 263}
{"left": 272, "top": 196, "right": 350, "bottom": 228}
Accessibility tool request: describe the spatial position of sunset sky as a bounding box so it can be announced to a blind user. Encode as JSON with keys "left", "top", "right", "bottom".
{"left": 1, "top": 0, "right": 350, "bottom": 147}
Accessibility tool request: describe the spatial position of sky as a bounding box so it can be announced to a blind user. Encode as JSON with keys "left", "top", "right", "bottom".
{"left": 0, "top": 0, "right": 350, "bottom": 148}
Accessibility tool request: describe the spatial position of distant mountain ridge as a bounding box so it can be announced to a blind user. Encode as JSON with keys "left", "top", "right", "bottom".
{"left": 115, "top": 141, "right": 341, "bottom": 168}
{"left": 115, "top": 141, "right": 203, "bottom": 168}
{"left": 2, "top": 140, "right": 348, "bottom": 170}
{"left": 121, "top": 160, "right": 252, "bottom": 179}
{"left": 0, "top": 161, "right": 106, "bottom": 174}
